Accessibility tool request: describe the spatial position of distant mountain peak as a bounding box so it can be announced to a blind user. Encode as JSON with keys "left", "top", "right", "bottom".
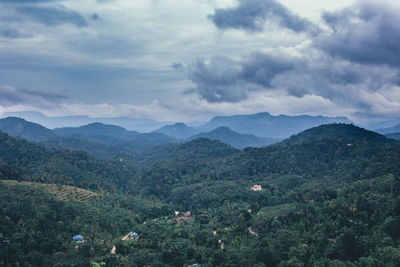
{"left": 189, "top": 126, "right": 276, "bottom": 149}
{"left": 154, "top": 122, "right": 196, "bottom": 139}
{"left": 79, "top": 122, "right": 126, "bottom": 130}
{"left": 253, "top": 112, "right": 272, "bottom": 117}
{"left": 54, "top": 122, "right": 130, "bottom": 138}
{"left": 210, "top": 126, "right": 232, "bottom": 132}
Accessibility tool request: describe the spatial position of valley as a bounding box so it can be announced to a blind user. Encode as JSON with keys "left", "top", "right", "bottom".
{"left": 1, "top": 116, "right": 400, "bottom": 266}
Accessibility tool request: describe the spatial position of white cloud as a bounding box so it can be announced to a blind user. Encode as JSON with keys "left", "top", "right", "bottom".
{"left": 1, "top": 0, "right": 399, "bottom": 124}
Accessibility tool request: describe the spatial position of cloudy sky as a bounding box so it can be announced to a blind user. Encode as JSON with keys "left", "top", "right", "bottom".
{"left": 0, "top": 0, "right": 399, "bottom": 123}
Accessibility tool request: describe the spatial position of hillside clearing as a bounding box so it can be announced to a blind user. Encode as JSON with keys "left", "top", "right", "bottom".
{"left": 1, "top": 180, "right": 101, "bottom": 203}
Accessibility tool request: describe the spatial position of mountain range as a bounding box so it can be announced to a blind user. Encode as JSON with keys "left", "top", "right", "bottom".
{"left": 3, "top": 111, "right": 355, "bottom": 139}
{"left": 3, "top": 111, "right": 397, "bottom": 152}
{"left": 2, "top": 111, "right": 168, "bottom": 132}
{"left": 0, "top": 117, "right": 274, "bottom": 152}
{"left": 197, "top": 112, "right": 352, "bottom": 138}
{"left": 155, "top": 112, "right": 353, "bottom": 139}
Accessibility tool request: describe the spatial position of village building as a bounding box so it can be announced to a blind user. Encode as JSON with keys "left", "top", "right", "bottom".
{"left": 218, "top": 240, "right": 225, "bottom": 250}
{"left": 129, "top": 232, "right": 139, "bottom": 240}
{"left": 176, "top": 211, "right": 195, "bottom": 223}
{"left": 73, "top": 235, "right": 87, "bottom": 244}
{"left": 73, "top": 235, "right": 83, "bottom": 241}
{"left": 250, "top": 185, "right": 262, "bottom": 191}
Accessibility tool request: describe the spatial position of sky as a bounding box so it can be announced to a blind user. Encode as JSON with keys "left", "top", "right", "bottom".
{"left": 0, "top": 0, "right": 400, "bottom": 124}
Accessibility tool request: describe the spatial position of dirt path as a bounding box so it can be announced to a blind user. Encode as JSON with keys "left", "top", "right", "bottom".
{"left": 110, "top": 232, "right": 133, "bottom": 254}
{"left": 248, "top": 227, "right": 258, "bottom": 236}
{"left": 121, "top": 232, "right": 133, "bottom": 241}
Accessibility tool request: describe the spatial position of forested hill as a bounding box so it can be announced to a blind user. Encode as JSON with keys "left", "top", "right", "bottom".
{"left": 279, "top": 123, "right": 391, "bottom": 145}
{"left": 2, "top": 124, "right": 400, "bottom": 266}
{"left": 0, "top": 130, "right": 135, "bottom": 192}
{"left": 131, "top": 124, "right": 400, "bottom": 206}
{"left": 0, "top": 117, "right": 56, "bottom": 142}
{"left": 0, "top": 117, "right": 181, "bottom": 159}
{"left": 139, "top": 138, "right": 239, "bottom": 164}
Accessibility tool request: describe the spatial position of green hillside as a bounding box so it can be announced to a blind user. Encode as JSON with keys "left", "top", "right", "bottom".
{"left": 0, "top": 130, "right": 135, "bottom": 192}
{"left": 0, "top": 180, "right": 171, "bottom": 266}
{"left": 280, "top": 123, "right": 391, "bottom": 145}
{"left": 1, "top": 180, "right": 101, "bottom": 203}
{"left": 0, "top": 117, "right": 56, "bottom": 142}
{"left": 1, "top": 124, "right": 400, "bottom": 266}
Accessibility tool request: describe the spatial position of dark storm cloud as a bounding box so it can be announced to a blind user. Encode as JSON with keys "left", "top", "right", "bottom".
{"left": 170, "top": 62, "right": 184, "bottom": 69}
{"left": 15, "top": 6, "right": 88, "bottom": 27}
{"left": 190, "top": 0, "right": 400, "bottom": 116}
{"left": 189, "top": 49, "right": 400, "bottom": 108}
{"left": 189, "top": 56, "right": 246, "bottom": 102}
{"left": 241, "top": 52, "right": 296, "bottom": 87}
{"left": 189, "top": 52, "right": 297, "bottom": 102}
{"left": 0, "top": 85, "right": 65, "bottom": 107}
{"left": 318, "top": 1, "right": 400, "bottom": 67}
{"left": 92, "top": 13, "right": 99, "bottom": 20}
{"left": 208, "top": 0, "right": 316, "bottom": 33}
{"left": 1, "top": 28, "right": 19, "bottom": 38}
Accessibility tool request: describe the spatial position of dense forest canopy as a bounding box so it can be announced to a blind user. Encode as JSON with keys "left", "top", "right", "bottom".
{"left": 1, "top": 123, "right": 400, "bottom": 266}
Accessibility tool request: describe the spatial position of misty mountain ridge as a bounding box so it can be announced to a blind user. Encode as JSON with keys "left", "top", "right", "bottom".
{"left": 386, "top": 132, "right": 400, "bottom": 140}
{"left": 53, "top": 123, "right": 179, "bottom": 152}
{"left": 3, "top": 111, "right": 169, "bottom": 132}
{"left": 365, "top": 119, "right": 400, "bottom": 130}
{"left": 376, "top": 124, "right": 400, "bottom": 134}
{"left": 1, "top": 113, "right": 389, "bottom": 151}
{"left": 197, "top": 112, "right": 352, "bottom": 138}
{"left": 3, "top": 111, "right": 353, "bottom": 139}
{"left": 154, "top": 122, "right": 197, "bottom": 139}
{"left": 0, "top": 117, "right": 278, "bottom": 150}
{"left": 189, "top": 126, "right": 277, "bottom": 149}
{"left": 54, "top": 122, "right": 139, "bottom": 139}
{"left": 0, "top": 118, "right": 178, "bottom": 157}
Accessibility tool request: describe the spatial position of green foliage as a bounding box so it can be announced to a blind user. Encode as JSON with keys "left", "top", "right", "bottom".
{"left": 0, "top": 130, "right": 136, "bottom": 192}
{"left": 1, "top": 124, "right": 400, "bottom": 266}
